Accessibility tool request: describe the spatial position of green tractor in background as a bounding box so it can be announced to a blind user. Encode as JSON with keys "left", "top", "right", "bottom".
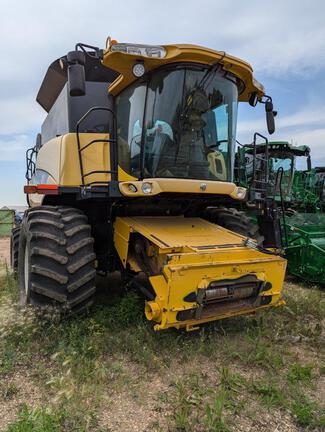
{"left": 237, "top": 140, "right": 325, "bottom": 285}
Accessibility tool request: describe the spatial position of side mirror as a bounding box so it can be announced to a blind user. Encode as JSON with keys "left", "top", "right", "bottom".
{"left": 67, "top": 51, "right": 86, "bottom": 97}
{"left": 249, "top": 92, "right": 258, "bottom": 107}
{"left": 265, "top": 100, "right": 275, "bottom": 134}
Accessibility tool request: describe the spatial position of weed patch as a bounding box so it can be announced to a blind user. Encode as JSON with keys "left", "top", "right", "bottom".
{"left": 287, "top": 363, "right": 314, "bottom": 384}
{"left": 250, "top": 379, "right": 286, "bottom": 408}
{"left": 290, "top": 394, "right": 325, "bottom": 428}
{"left": 6, "top": 403, "right": 95, "bottom": 432}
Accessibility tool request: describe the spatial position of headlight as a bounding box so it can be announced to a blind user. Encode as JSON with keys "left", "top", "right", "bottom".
{"left": 128, "top": 183, "right": 137, "bottom": 193}
{"left": 142, "top": 182, "right": 152, "bottom": 194}
{"left": 132, "top": 62, "right": 145, "bottom": 78}
{"left": 235, "top": 187, "right": 246, "bottom": 199}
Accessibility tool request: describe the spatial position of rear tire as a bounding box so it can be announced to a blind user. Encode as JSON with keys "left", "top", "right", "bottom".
{"left": 18, "top": 206, "right": 96, "bottom": 313}
{"left": 10, "top": 227, "right": 21, "bottom": 273}
{"left": 204, "top": 207, "right": 264, "bottom": 245}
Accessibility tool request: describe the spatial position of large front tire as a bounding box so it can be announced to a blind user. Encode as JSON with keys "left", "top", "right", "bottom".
{"left": 10, "top": 227, "right": 21, "bottom": 273}
{"left": 18, "top": 206, "right": 96, "bottom": 313}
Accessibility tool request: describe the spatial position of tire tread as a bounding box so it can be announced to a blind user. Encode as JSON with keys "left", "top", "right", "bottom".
{"left": 19, "top": 206, "right": 96, "bottom": 313}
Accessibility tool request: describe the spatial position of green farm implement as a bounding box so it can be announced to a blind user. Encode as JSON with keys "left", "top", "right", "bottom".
{"left": 285, "top": 212, "right": 325, "bottom": 284}
{"left": 237, "top": 140, "right": 325, "bottom": 285}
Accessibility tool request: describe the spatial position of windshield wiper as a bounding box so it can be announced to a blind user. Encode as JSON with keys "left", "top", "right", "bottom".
{"left": 196, "top": 51, "right": 226, "bottom": 92}
{"left": 180, "top": 53, "right": 226, "bottom": 121}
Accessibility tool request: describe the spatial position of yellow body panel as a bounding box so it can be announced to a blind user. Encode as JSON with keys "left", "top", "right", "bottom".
{"left": 30, "top": 133, "right": 247, "bottom": 201}
{"left": 33, "top": 132, "right": 111, "bottom": 187}
{"left": 114, "top": 216, "right": 286, "bottom": 330}
{"left": 103, "top": 43, "right": 264, "bottom": 101}
{"left": 119, "top": 178, "right": 246, "bottom": 200}
{"left": 118, "top": 165, "right": 138, "bottom": 182}
{"left": 35, "top": 136, "right": 62, "bottom": 183}
{"left": 60, "top": 133, "right": 111, "bottom": 185}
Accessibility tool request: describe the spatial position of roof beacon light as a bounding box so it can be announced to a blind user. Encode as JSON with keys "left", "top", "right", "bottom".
{"left": 111, "top": 43, "right": 166, "bottom": 59}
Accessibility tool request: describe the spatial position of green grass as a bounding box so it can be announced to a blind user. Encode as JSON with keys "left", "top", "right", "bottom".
{"left": 0, "top": 269, "right": 324, "bottom": 431}
{"left": 250, "top": 379, "right": 286, "bottom": 408}
{"left": 169, "top": 374, "right": 232, "bottom": 432}
{"left": 5, "top": 403, "right": 97, "bottom": 432}
{"left": 7, "top": 405, "right": 67, "bottom": 432}
{"left": 287, "top": 363, "right": 314, "bottom": 384}
{"left": 291, "top": 394, "right": 325, "bottom": 428}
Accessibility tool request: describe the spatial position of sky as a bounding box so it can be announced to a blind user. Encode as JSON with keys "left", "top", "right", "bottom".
{"left": 1, "top": 0, "right": 325, "bottom": 206}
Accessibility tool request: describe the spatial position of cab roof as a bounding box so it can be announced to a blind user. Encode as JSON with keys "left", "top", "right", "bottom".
{"left": 268, "top": 141, "right": 311, "bottom": 156}
{"left": 103, "top": 42, "right": 266, "bottom": 102}
{"left": 243, "top": 141, "right": 311, "bottom": 156}
{"left": 37, "top": 41, "right": 266, "bottom": 111}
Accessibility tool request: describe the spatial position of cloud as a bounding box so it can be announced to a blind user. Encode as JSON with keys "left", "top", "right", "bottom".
{"left": 281, "top": 127, "right": 325, "bottom": 157}
{"left": 237, "top": 102, "right": 325, "bottom": 168}
{"left": 238, "top": 106, "right": 325, "bottom": 136}
{"left": 0, "top": 96, "right": 44, "bottom": 135}
{"left": 1, "top": 0, "right": 325, "bottom": 82}
{"left": 0, "top": 134, "right": 33, "bottom": 161}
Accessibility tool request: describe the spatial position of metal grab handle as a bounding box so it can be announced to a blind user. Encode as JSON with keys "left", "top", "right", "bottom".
{"left": 252, "top": 132, "right": 269, "bottom": 186}
{"left": 76, "top": 106, "right": 117, "bottom": 185}
{"left": 25, "top": 147, "right": 38, "bottom": 181}
{"left": 76, "top": 106, "right": 116, "bottom": 134}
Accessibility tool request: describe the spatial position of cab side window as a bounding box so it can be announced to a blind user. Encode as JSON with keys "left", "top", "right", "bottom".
{"left": 116, "top": 82, "right": 146, "bottom": 177}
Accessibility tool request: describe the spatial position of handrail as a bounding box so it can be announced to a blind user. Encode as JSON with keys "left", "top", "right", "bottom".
{"left": 25, "top": 147, "right": 38, "bottom": 181}
{"left": 252, "top": 132, "right": 269, "bottom": 189}
{"left": 75, "top": 106, "right": 118, "bottom": 186}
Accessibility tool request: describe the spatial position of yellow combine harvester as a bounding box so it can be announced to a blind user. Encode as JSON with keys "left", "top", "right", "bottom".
{"left": 13, "top": 39, "right": 286, "bottom": 330}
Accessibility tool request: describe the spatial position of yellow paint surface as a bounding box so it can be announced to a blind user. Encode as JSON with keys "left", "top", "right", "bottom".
{"left": 114, "top": 216, "right": 287, "bottom": 330}
{"left": 103, "top": 43, "right": 264, "bottom": 101}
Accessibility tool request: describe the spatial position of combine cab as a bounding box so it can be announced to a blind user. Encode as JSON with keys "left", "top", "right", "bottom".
{"left": 237, "top": 141, "right": 325, "bottom": 285}
{"left": 12, "top": 39, "right": 286, "bottom": 330}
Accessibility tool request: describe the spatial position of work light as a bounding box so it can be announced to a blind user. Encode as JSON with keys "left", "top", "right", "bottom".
{"left": 132, "top": 62, "right": 145, "bottom": 78}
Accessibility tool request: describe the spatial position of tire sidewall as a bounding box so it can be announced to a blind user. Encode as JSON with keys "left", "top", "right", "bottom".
{"left": 18, "top": 219, "right": 31, "bottom": 305}
{"left": 204, "top": 207, "right": 264, "bottom": 245}
{"left": 10, "top": 231, "right": 15, "bottom": 270}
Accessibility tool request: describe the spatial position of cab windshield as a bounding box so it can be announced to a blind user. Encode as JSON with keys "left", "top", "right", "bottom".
{"left": 269, "top": 155, "right": 294, "bottom": 199}
{"left": 116, "top": 65, "right": 239, "bottom": 181}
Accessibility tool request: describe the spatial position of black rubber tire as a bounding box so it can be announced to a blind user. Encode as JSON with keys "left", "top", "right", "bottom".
{"left": 10, "top": 226, "right": 21, "bottom": 273}
{"left": 203, "top": 207, "right": 264, "bottom": 245}
{"left": 18, "top": 206, "right": 96, "bottom": 313}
